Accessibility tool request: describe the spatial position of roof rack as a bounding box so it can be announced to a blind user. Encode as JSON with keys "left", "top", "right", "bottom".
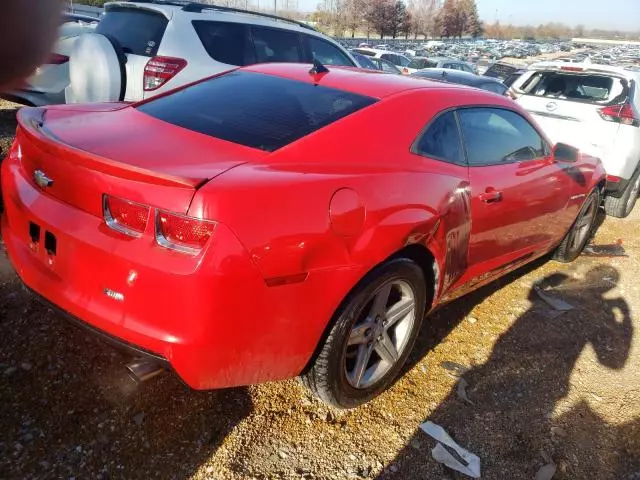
{"left": 127, "top": 0, "right": 317, "bottom": 31}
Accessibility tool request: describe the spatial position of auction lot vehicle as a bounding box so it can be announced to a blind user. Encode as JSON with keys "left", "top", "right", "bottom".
{"left": 64, "top": 0, "right": 357, "bottom": 103}
{"left": 2, "top": 64, "right": 605, "bottom": 409}
{"left": 511, "top": 62, "right": 640, "bottom": 217}
{"left": 412, "top": 68, "right": 508, "bottom": 95}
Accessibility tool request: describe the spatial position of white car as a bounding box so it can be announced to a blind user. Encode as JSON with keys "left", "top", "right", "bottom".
{"left": 511, "top": 62, "right": 640, "bottom": 217}
{"left": 64, "top": 1, "right": 357, "bottom": 104}
{"left": 351, "top": 48, "right": 411, "bottom": 69}
{"left": 2, "top": 14, "right": 98, "bottom": 106}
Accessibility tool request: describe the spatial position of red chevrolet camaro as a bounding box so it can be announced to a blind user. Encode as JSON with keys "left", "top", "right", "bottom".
{"left": 1, "top": 63, "right": 604, "bottom": 408}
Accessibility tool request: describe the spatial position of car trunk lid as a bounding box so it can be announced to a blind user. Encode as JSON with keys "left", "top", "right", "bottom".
{"left": 16, "top": 105, "right": 266, "bottom": 216}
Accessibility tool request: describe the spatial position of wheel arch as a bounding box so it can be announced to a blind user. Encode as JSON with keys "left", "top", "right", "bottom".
{"left": 299, "top": 242, "right": 438, "bottom": 376}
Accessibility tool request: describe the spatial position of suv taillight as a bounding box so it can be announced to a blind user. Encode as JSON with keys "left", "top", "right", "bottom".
{"left": 143, "top": 56, "right": 187, "bottom": 91}
{"left": 103, "top": 195, "right": 150, "bottom": 237}
{"left": 156, "top": 210, "right": 216, "bottom": 254}
{"left": 599, "top": 103, "right": 640, "bottom": 127}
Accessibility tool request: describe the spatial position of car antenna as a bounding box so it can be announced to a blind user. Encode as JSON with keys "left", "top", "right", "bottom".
{"left": 309, "top": 58, "right": 329, "bottom": 76}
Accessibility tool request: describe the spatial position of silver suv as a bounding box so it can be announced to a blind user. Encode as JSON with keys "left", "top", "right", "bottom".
{"left": 65, "top": 1, "right": 357, "bottom": 104}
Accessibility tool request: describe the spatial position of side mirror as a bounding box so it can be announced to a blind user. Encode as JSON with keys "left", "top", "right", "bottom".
{"left": 553, "top": 142, "right": 579, "bottom": 163}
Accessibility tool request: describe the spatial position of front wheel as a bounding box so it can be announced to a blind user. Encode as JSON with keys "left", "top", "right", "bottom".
{"left": 554, "top": 188, "right": 601, "bottom": 263}
{"left": 302, "top": 259, "right": 427, "bottom": 409}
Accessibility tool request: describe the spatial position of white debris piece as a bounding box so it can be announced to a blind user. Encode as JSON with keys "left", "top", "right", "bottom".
{"left": 420, "top": 421, "right": 481, "bottom": 478}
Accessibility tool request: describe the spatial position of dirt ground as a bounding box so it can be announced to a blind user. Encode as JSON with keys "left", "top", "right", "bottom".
{"left": 0, "top": 99, "right": 638, "bottom": 480}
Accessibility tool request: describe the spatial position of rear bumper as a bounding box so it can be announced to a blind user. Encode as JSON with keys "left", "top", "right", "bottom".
{"left": 23, "top": 282, "right": 170, "bottom": 368}
{"left": 1, "top": 154, "right": 362, "bottom": 390}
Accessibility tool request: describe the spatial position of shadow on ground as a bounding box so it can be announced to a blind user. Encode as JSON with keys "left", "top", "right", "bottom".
{"left": 377, "top": 265, "right": 638, "bottom": 479}
{"left": 0, "top": 272, "right": 252, "bottom": 480}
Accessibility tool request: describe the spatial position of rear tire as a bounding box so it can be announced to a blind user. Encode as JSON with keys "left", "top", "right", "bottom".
{"left": 604, "top": 168, "right": 640, "bottom": 218}
{"left": 302, "top": 258, "right": 427, "bottom": 409}
{"left": 554, "top": 188, "right": 600, "bottom": 263}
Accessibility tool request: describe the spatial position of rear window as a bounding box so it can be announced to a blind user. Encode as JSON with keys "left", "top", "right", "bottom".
{"left": 96, "top": 7, "right": 168, "bottom": 56}
{"left": 137, "top": 71, "right": 377, "bottom": 152}
{"left": 484, "top": 63, "right": 518, "bottom": 80}
{"left": 519, "top": 72, "right": 628, "bottom": 105}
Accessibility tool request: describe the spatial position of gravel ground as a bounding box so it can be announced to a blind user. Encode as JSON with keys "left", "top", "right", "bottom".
{"left": 1, "top": 99, "right": 639, "bottom": 480}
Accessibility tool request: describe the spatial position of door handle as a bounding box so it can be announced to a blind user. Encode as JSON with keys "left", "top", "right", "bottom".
{"left": 479, "top": 190, "right": 503, "bottom": 203}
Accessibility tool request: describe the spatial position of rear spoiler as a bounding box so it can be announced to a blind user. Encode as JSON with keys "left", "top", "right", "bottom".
{"left": 17, "top": 107, "right": 199, "bottom": 189}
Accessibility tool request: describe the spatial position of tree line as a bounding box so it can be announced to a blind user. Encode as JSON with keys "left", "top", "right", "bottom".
{"left": 314, "top": 0, "right": 481, "bottom": 39}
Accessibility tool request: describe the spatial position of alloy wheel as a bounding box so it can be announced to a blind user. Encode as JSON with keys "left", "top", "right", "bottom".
{"left": 344, "top": 280, "right": 416, "bottom": 389}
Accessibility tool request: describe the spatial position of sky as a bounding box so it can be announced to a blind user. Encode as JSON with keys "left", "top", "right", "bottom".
{"left": 295, "top": 0, "right": 640, "bottom": 31}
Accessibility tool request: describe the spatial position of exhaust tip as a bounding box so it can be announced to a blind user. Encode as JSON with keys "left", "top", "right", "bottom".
{"left": 125, "top": 359, "right": 164, "bottom": 383}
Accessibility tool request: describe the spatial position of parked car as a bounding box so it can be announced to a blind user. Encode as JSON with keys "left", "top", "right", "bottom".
{"left": 350, "top": 51, "right": 380, "bottom": 71}
{"left": 351, "top": 48, "right": 411, "bottom": 68}
{"left": 511, "top": 62, "right": 640, "bottom": 217}
{"left": 369, "top": 57, "right": 402, "bottom": 74}
{"left": 402, "top": 56, "right": 475, "bottom": 75}
{"left": 2, "top": 63, "right": 605, "bottom": 409}
{"left": 1, "top": 14, "right": 98, "bottom": 106}
{"left": 483, "top": 61, "right": 527, "bottom": 87}
{"left": 412, "top": 69, "right": 508, "bottom": 95}
{"left": 64, "top": 1, "right": 357, "bottom": 103}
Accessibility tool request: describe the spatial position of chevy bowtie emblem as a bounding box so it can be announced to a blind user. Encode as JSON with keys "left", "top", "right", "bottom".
{"left": 34, "top": 170, "right": 54, "bottom": 188}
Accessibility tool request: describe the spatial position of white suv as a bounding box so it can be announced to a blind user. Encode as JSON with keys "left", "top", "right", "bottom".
{"left": 65, "top": 1, "right": 357, "bottom": 104}
{"left": 511, "top": 62, "right": 640, "bottom": 217}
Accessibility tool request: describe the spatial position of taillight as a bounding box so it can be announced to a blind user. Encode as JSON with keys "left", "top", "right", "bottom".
{"left": 599, "top": 103, "right": 640, "bottom": 127}
{"left": 560, "top": 66, "right": 584, "bottom": 72}
{"left": 143, "top": 56, "right": 187, "bottom": 91}
{"left": 103, "top": 195, "right": 150, "bottom": 237}
{"left": 156, "top": 210, "right": 216, "bottom": 254}
{"left": 403, "top": 67, "right": 409, "bottom": 74}
{"left": 48, "top": 53, "right": 69, "bottom": 65}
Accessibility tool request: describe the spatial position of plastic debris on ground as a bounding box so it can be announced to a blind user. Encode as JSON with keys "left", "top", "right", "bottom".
{"left": 582, "top": 239, "right": 627, "bottom": 258}
{"left": 533, "top": 285, "right": 574, "bottom": 312}
{"left": 439, "top": 361, "right": 471, "bottom": 377}
{"left": 456, "top": 378, "right": 475, "bottom": 405}
{"left": 535, "top": 463, "right": 557, "bottom": 480}
{"left": 420, "top": 421, "right": 481, "bottom": 478}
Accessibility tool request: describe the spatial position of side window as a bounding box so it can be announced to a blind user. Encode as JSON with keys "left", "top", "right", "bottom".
{"left": 193, "top": 21, "right": 254, "bottom": 66}
{"left": 306, "top": 37, "right": 354, "bottom": 66}
{"left": 414, "top": 111, "right": 464, "bottom": 164}
{"left": 458, "top": 108, "right": 549, "bottom": 166}
{"left": 380, "top": 53, "right": 394, "bottom": 62}
{"left": 251, "top": 26, "right": 302, "bottom": 63}
{"left": 380, "top": 61, "right": 398, "bottom": 74}
{"left": 460, "top": 63, "right": 474, "bottom": 73}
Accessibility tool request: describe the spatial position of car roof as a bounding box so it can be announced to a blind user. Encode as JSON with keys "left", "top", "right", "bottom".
{"left": 106, "top": 1, "right": 322, "bottom": 36}
{"left": 355, "top": 48, "right": 406, "bottom": 57}
{"left": 243, "top": 63, "right": 470, "bottom": 99}
{"left": 528, "top": 61, "right": 640, "bottom": 80}
{"left": 414, "top": 68, "right": 499, "bottom": 85}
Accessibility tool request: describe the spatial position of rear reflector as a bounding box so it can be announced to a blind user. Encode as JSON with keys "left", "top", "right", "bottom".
{"left": 48, "top": 53, "right": 69, "bottom": 65}
{"left": 156, "top": 210, "right": 216, "bottom": 254}
{"left": 599, "top": 103, "right": 640, "bottom": 127}
{"left": 103, "top": 195, "right": 150, "bottom": 237}
{"left": 144, "top": 56, "right": 187, "bottom": 91}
